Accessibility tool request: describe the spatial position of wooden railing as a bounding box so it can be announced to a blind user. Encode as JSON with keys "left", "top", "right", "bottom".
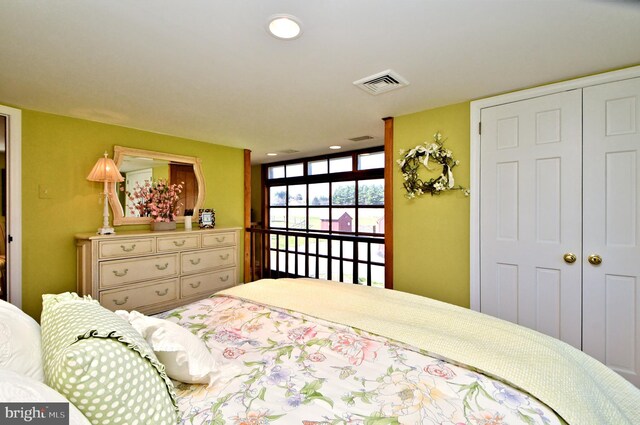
{"left": 246, "top": 227, "right": 385, "bottom": 287}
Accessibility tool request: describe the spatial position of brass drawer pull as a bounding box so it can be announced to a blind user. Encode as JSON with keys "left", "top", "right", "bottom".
{"left": 215, "top": 236, "right": 225, "bottom": 243}
{"left": 113, "top": 269, "right": 129, "bottom": 277}
{"left": 155, "top": 288, "right": 169, "bottom": 296}
{"left": 155, "top": 263, "right": 169, "bottom": 270}
{"left": 219, "top": 275, "right": 229, "bottom": 282}
{"left": 189, "top": 281, "right": 201, "bottom": 289}
{"left": 190, "top": 258, "right": 201, "bottom": 265}
{"left": 173, "top": 240, "right": 186, "bottom": 247}
{"left": 113, "top": 296, "right": 129, "bottom": 306}
{"left": 219, "top": 253, "right": 230, "bottom": 260}
{"left": 120, "top": 244, "right": 136, "bottom": 252}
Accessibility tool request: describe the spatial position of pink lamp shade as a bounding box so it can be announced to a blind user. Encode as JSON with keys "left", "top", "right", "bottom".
{"left": 87, "top": 152, "right": 123, "bottom": 235}
{"left": 87, "top": 152, "right": 124, "bottom": 183}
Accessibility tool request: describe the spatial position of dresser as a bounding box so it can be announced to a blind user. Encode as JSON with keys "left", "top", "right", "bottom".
{"left": 76, "top": 227, "right": 241, "bottom": 314}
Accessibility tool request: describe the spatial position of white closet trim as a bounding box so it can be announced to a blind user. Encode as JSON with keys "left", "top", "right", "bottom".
{"left": 469, "top": 65, "right": 640, "bottom": 311}
{"left": 0, "top": 104, "right": 22, "bottom": 308}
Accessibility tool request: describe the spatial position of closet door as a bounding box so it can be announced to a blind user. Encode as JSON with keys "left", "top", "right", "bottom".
{"left": 583, "top": 77, "right": 640, "bottom": 386}
{"left": 480, "top": 90, "right": 583, "bottom": 348}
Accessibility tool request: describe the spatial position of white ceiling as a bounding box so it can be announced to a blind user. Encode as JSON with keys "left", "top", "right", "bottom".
{"left": 1, "top": 0, "right": 639, "bottom": 164}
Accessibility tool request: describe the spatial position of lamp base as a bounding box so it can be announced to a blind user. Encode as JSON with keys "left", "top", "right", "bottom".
{"left": 97, "top": 226, "right": 115, "bottom": 235}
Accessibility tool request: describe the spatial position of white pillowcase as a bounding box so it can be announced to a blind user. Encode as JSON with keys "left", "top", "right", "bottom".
{"left": 0, "top": 368, "right": 91, "bottom": 425}
{"left": 0, "top": 299, "right": 44, "bottom": 381}
{"left": 115, "top": 310, "right": 222, "bottom": 386}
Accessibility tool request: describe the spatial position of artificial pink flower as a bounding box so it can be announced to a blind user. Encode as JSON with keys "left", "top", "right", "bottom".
{"left": 126, "top": 178, "right": 183, "bottom": 222}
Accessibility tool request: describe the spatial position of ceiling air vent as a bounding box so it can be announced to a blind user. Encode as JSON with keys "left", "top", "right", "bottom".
{"left": 353, "top": 69, "right": 409, "bottom": 95}
{"left": 278, "top": 149, "right": 300, "bottom": 154}
{"left": 348, "top": 135, "right": 374, "bottom": 142}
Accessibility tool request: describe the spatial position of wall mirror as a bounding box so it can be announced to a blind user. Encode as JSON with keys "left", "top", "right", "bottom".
{"left": 108, "top": 146, "right": 206, "bottom": 225}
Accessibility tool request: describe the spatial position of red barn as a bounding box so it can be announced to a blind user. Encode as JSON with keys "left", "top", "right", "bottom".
{"left": 320, "top": 212, "right": 352, "bottom": 232}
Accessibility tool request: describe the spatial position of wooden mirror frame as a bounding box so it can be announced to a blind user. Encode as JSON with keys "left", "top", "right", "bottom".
{"left": 108, "top": 146, "right": 206, "bottom": 226}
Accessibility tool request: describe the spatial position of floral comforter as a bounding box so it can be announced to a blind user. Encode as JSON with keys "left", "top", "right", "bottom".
{"left": 157, "top": 296, "right": 562, "bottom": 425}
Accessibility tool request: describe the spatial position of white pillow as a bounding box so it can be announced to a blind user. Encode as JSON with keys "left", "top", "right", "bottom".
{"left": 0, "top": 299, "right": 44, "bottom": 381}
{"left": 116, "top": 310, "right": 222, "bottom": 386}
{"left": 0, "top": 368, "right": 91, "bottom": 425}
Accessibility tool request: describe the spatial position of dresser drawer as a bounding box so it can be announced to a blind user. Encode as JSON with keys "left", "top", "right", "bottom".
{"left": 157, "top": 234, "right": 200, "bottom": 252}
{"left": 98, "top": 238, "right": 155, "bottom": 259}
{"left": 181, "top": 247, "right": 236, "bottom": 274}
{"left": 100, "top": 279, "right": 178, "bottom": 311}
{"left": 99, "top": 254, "right": 179, "bottom": 289}
{"left": 181, "top": 269, "right": 236, "bottom": 298}
{"left": 202, "top": 232, "right": 236, "bottom": 248}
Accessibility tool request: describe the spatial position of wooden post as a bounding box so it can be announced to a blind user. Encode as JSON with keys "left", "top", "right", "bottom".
{"left": 383, "top": 117, "right": 394, "bottom": 289}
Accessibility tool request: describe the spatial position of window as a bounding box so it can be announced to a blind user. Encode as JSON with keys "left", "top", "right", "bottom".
{"left": 308, "top": 160, "right": 328, "bottom": 175}
{"left": 286, "top": 163, "right": 304, "bottom": 177}
{"left": 358, "top": 151, "right": 384, "bottom": 170}
{"left": 266, "top": 148, "right": 384, "bottom": 237}
{"left": 268, "top": 165, "right": 285, "bottom": 179}
{"left": 329, "top": 157, "right": 352, "bottom": 173}
{"left": 263, "top": 148, "right": 385, "bottom": 287}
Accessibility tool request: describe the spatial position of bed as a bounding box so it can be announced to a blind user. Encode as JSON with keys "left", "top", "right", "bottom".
{"left": 2, "top": 278, "right": 640, "bottom": 425}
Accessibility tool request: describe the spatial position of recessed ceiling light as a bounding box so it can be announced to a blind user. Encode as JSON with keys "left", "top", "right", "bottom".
{"left": 267, "top": 153, "right": 278, "bottom": 156}
{"left": 267, "top": 14, "right": 302, "bottom": 40}
{"left": 329, "top": 145, "right": 342, "bottom": 150}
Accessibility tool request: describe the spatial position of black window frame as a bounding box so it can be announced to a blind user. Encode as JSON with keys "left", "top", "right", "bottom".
{"left": 263, "top": 146, "right": 385, "bottom": 237}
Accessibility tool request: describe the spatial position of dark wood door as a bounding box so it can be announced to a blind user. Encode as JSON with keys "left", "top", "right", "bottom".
{"left": 169, "top": 164, "right": 197, "bottom": 216}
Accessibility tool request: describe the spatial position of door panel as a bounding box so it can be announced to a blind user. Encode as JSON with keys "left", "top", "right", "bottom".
{"left": 536, "top": 158, "right": 561, "bottom": 243}
{"left": 480, "top": 90, "right": 583, "bottom": 348}
{"left": 583, "top": 77, "right": 640, "bottom": 386}
{"left": 169, "top": 163, "right": 197, "bottom": 215}
{"left": 496, "top": 162, "right": 519, "bottom": 240}
{"left": 535, "top": 267, "right": 561, "bottom": 338}
{"left": 496, "top": 263, "right": 519, "bottom": 322}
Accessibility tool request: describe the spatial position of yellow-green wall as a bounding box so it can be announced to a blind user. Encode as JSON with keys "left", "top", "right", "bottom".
{"left": 151, "top": 165, "right": 169, "bottom": 181}
{"left": 22, "top": 110, "right": 245, "bottom": 320}
{"left": 393, "top": 102, "right": 471, "bottom": 307}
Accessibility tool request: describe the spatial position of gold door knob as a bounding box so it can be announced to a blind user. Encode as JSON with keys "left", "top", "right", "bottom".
{"left": 563, "top": 253, "right": 577, "bottom": 264}
{"left": 588, "top": 254, "right": 602, "bottom": 265}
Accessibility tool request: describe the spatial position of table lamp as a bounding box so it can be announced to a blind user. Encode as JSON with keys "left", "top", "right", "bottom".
{"left": 87, "top": 152, "right": 124, "bottom": 235}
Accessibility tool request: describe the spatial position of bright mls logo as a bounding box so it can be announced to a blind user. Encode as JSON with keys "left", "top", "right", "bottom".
{"left": 0, "top": 403, "right": 68, "bottom": 424}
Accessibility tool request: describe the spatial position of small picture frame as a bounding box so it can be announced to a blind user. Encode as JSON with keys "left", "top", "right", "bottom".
{"left": 198, "top": 209, "right": 215, "bottom": 228}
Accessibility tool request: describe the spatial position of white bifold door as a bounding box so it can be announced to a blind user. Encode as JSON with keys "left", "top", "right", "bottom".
{"left": 582, "top": 78, "right": 640, "bottom": 385}
{"left": 480, "top": 90, "right": 583, "bottom": 349}
{"left": 480, "top": 77, "right": 640, "bottom": 386}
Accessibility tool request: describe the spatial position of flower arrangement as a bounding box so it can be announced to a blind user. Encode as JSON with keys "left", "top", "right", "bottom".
{"left": 397, "top": 131, "right": 469, "bottom": 199}
{"left": 125, "top": 178, "right": 183, "bottom": 222}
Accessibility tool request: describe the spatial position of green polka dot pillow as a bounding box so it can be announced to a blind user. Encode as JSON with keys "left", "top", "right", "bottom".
{"left": 41, "top": 293, "right": 178, "bottom": 425}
